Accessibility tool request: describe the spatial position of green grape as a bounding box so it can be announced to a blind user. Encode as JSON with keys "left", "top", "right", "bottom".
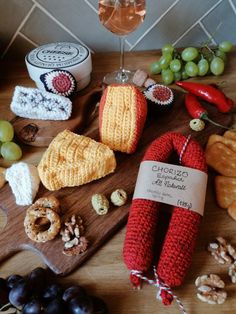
{"left": 161, "top": 69, "right": 174, "bottom": 85}
{"left": 1, "top": 141, "right": 22, "bottom": 161}
{"left": 210, "top": 57, "right": 225, "bottom": 75}
{"left": 0, "top": 120, "right": 14, "bottom": 142}
{"left": 181, "top": 69, "right": 189, "bottom": 80}
{"left": 174, "top": 71, "right": 182, "bottom": 81}
{"left": 219, "top": 41, "right": 233, "bottom": 53}
{"left": 159, "top": 53, "right": 172, "bottom": 70}
{"left": 198, "top": 59, "right": 209, "bottom": 76}
{"left": 203, "top": 52, "right": 214, "bottom": 64}
{"left": 150, "top": 60, "right": 162, "bottom": 74}
{"left": 170, "top": 59, "right": 181, "bottom": 72}
{"left": 185, "top": 61, "right": 198, "bottom": 77}
{"left": 215, "top": 50, "right": 227, "bottom": 62}
{"left": 181, "top": 47, "right": 199, "bottom": 61}
{"left": 162, "top": 44, "right": 174, "bottom": 55}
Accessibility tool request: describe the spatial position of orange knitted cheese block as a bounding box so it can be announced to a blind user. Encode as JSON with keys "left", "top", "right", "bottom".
{"left": 99, "top": 84, "right": 147, "bottom": 154}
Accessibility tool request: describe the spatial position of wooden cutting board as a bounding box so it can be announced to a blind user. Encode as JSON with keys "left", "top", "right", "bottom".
{"left": 0, "top": 90, "right": 233, "bottom": 276}
{"left": 12, "top": 86, "right": 103, "bottom": 147}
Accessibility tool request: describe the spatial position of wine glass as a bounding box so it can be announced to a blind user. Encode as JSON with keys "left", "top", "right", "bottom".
{"left": 98, "top": 0, "right": 146, "bottom": 85}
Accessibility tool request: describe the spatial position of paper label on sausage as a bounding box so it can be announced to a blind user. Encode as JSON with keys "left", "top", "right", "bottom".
{"left": 133, "top": 161, "right": 208, "bottom": 215}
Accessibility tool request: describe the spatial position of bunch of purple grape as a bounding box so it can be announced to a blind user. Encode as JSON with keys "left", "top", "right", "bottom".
{"left": 0, "top": 267, "right": 108, "bottom": 314}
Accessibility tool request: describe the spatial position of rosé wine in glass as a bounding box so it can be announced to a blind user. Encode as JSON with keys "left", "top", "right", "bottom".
{"left": 98, "top": 0, "right": 146, "bottom": 84}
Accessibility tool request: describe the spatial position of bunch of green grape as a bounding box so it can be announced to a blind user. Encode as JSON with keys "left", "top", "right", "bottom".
{"left": 150, "top": 41, "right": 233, "bottom": 85}
{"left": 0, "top": 120, "right": 22, "bottom": 161}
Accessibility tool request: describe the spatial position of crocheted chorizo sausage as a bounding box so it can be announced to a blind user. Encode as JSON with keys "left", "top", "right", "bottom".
{"left": 123, "top": 132, "right": 207, "bottom": 304}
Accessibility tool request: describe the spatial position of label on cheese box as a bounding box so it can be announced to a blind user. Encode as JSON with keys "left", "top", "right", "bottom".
{"left": 26, "top": 42, "right": 90, "bottom": 69}
{"left": 133, "top": 161, "right": 208, "bottom": 215}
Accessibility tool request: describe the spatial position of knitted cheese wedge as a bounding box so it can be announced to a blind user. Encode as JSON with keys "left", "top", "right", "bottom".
{"left": 38, "top": 130, "right": 116, "bottom": 191}
{"left": 11, "top": 86, "right": 72, "bottom": 120}
{"left": 99, "top": 84, "right": 147, "bottom": 154}
{"left": 123, "top": 132, "right": 207, "bottom": 306}
{"left": 5, "top": 162, "right": 40, "bottom": 206}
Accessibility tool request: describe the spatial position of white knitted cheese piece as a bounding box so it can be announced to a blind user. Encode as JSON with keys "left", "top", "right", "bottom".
{"left": 5, "top": 162, "right": 40, "bottom": 206}
{"left": 10, "top": 86, "right": 72, "bottom": 120}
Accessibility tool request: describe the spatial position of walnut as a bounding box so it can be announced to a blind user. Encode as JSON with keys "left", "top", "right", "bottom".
{"left": 60, "top": 215, "right": 88, "bottom": 256}
{"left": 195, "top": 274, "right": 227, "bottom": 305}
{"left": 207, "top": 237, "right": 236, "bottom": 265}
{"left": 63, "top": 237, "right": 88, "bottom": 256}
{"left": 229, "top": 261, "right": 236, "bottom": 283}
{"left": 64, "top": 237, "right": 79, "bottom": 249}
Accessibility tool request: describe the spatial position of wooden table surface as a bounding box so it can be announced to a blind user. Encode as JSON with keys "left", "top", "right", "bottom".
{"left": 1, "top": 50, "right": 236, "bottom": 314}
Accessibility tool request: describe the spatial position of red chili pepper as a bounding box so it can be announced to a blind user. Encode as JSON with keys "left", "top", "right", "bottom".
{"left": 176, "top": 81, "right": 234, "bottom": 113}
{"left": 185, "top": 93, "right": 232, "bottom": 130}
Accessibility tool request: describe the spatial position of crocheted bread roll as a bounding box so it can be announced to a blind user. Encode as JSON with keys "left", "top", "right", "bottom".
{"left": 38, "top": 130, "right": 116, "bottom": 191}
{"left": 99, "top": 84, "right": 147, "bottom": 154}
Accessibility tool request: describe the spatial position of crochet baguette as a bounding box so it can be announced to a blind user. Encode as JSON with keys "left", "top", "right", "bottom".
{"left": 99, "top": 84, "right": 147, "bottom": 154}
{"left": 38, "top": 130, "right": 116, "bottom": 191}
{"left": 123, "top": 132, "right": 207, "bottom": 305}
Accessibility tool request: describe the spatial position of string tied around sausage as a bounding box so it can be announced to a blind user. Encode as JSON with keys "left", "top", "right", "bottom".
{"left": 179, "top": 134, "right": 191, "bottom": 164}
{"left": 131, "top": 267, "right": 188, "bottom": 314}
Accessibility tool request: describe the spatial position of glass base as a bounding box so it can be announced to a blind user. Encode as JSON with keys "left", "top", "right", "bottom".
{"left": 103, "top": 69, "right": 135, "bottom": 86}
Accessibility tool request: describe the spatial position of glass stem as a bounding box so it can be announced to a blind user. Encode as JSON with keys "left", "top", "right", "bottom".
{"left": 116, "top": 36, "right": 128, "bottom": 82}
{"left": 119, "top": 36, "right": 125, "bottom": 73}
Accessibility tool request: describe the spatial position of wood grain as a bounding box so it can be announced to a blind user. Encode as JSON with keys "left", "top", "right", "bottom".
{"left": 12, "top": 86, "right": 102, "bottom": 147}
{"left": 0, "top": 50, "right": 236, "bottom": 314}
{"left": 0, "top": 89, "right": 232, "bottom": 275}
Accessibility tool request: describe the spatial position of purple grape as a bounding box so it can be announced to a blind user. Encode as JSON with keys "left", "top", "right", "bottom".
{"left": 6, "top": 274, "right": 23, "bottom": 289}
{"left": 9, "top": 279, "right": 30, "bottom": 307}
{"left": 62, "top": 286, "right": 86, "bottom": 303}
{"left": 0, "top": 277, "right": 9, "bottom": 307}
{"left": 22, "top": 299, "right": 43, "bottom": 314}
{"left": 43, "top": 298, "right": 64, "bottom": 314}
{"left": 68, "top": 296, "right": 93, "bottom": 314}
{"left": 28, "top": 267, "right": 47, "bottom": 295}
{"left": 90, "top": 295, "right": 108, "bottom": 314}
{"left": 42, "top": 283, "right": 63, "bottom": 302}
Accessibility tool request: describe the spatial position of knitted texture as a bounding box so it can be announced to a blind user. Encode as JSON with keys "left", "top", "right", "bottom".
{"left": 99, "top": 84, "right": 147, "bottom": 154}
{"left": 123, "top": 132, "right": 207, "bottom": 304}
{"left": 11, "top": 86, "right": 72, "bottom": 120}
{"left": 38, "top": 130, "right": 116, "bottom": 191}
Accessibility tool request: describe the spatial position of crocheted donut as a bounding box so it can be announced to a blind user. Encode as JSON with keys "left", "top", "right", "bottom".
{"left": 99, "top": 84, "right": 147, "bottom": 154}
{"left": 123, "top": 132, "right": 207, "bottom": 305}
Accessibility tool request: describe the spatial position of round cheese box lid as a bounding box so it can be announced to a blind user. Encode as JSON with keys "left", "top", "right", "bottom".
{"left": 25, "top": 42, "right": 92, "bottom": 92}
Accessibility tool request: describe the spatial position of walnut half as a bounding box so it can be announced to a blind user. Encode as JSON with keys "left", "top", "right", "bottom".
{"left": 195, "top": 274, "right": 227, "bottom": 305}
{"left": 60, "top": 214, "right": 88, "bottom": 256}
{"left": 207, "top": 236, "right": 236, "bottom": 265}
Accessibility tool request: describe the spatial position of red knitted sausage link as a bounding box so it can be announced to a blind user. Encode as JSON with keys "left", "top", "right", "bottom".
{"left": 123, "top": 132, "right": 207, "bottom": 299}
